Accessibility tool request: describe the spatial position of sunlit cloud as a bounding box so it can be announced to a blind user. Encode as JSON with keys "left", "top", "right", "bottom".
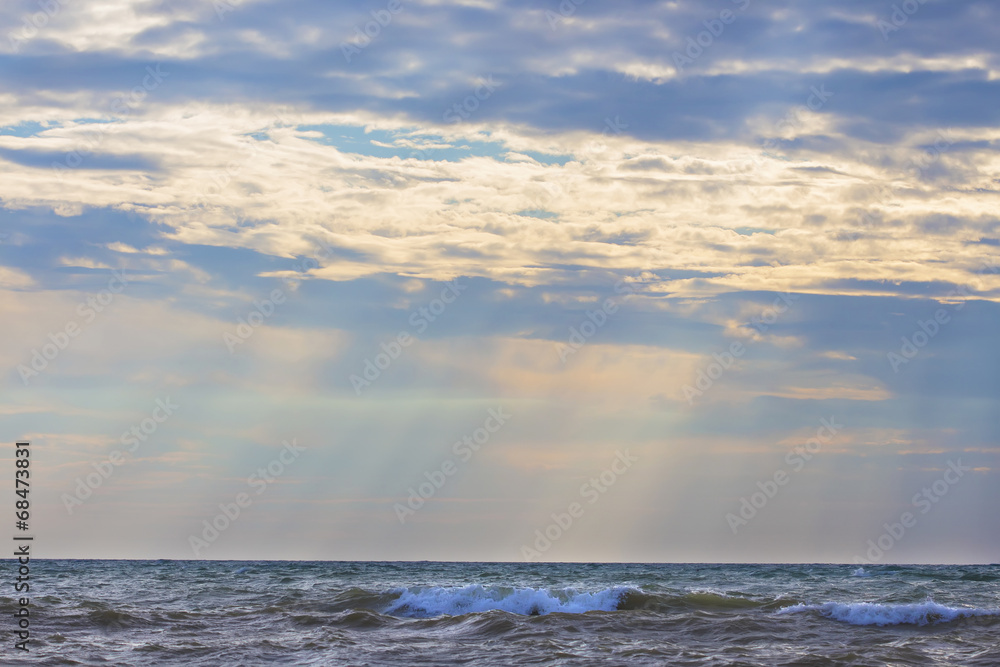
{"left": 1, "top": 0, "right": 998, "bottom": 562}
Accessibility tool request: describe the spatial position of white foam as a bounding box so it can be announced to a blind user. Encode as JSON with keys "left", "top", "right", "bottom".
{"left": 777, "top": 600, "right": 1000, "bottom": 626}
{"left": 851, "top": 567, "right": 871, "bottom": 577}
{"left": 383, "top": 585, "right": 634, "bottom": 617}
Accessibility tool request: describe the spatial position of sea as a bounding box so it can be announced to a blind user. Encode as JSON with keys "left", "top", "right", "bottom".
{"left": 4, "top": 560, "right": 999, "bottom": 665}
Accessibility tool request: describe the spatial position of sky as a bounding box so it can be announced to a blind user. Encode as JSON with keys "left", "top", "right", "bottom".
{"left": 0, "top": 0, "right": 998, "bottom": 563}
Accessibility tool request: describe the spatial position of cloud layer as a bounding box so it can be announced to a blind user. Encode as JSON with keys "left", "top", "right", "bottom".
{"left": 1, "top": 0, "right": 998, "bottom": 562}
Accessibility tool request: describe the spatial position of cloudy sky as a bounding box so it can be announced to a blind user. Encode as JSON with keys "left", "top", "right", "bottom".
{"left": 1, "top": 0, "right": 998, "bottom": 563}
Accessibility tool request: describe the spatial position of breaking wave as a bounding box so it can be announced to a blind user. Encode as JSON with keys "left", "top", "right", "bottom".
{"left": 382, "top": 585, "right": 634, "bottom": 617}
{"left": 369, "top": 585, "right": 778, "bottom": 617}
{"left": 777, "top": 600, "right": 1000, "bottom": 626}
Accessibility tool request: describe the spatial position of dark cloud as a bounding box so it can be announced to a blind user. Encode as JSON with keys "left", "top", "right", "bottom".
{"left": 2, "top": 1, "right": 998, "bottom": 146}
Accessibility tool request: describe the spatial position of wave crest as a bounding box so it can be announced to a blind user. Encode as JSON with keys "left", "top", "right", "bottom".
{"left": 383, "top": 585, "right": 635, "bottom": 617}
{"left": 777, "top": 600, "right": 1000, "bottom": 626}
{"left": 377, "top": 586, "right": 776, "bottom": 617}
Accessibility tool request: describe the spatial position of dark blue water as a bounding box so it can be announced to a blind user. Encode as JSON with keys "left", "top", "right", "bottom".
{"left": 3, "top": 561, "right": 999, "bottom": 665}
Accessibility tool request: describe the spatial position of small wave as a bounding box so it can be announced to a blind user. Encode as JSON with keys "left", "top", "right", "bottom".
{"left": 777, "top": 600, "right": 1000, "bottom": 626}
{"left": 88, "top": 609, "right": 147, "bottom": 630}
{"left": 333, "top": 609, "right": 392, "bottom": 629}
{"left": 382, "top": 585, "right": 634, "bottom": 618}
{"left": 678, "top": 590, "right": 764, "bottom": 611}
{"left": 852, "top": 568, "right": 871, "bottom": 577}
{"left": 623, "top": 588, "right": 773, "bottom": 612}
{"left": 331, "top": 587, "right": 400, "bottom": 612}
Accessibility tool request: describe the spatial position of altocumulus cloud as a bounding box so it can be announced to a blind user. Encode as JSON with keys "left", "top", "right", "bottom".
{"left": 0, "top": 0, "right": 998, "bottom": 563}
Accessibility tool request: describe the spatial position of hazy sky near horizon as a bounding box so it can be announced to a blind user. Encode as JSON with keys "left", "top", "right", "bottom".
{"left": 1, "top": 0, "right": 998, "bottom": 562}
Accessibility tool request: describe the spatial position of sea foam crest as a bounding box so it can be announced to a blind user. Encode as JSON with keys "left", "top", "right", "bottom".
{"left": 383, "top": 584, "right": 636, "bottom": 617}
{"left": 777, "top": 600, "right": 1000, "bottom": 626}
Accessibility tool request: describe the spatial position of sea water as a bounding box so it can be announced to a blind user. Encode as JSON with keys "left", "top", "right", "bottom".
{"left": 6, "top": 560, "right": 999, "bottom": 665}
